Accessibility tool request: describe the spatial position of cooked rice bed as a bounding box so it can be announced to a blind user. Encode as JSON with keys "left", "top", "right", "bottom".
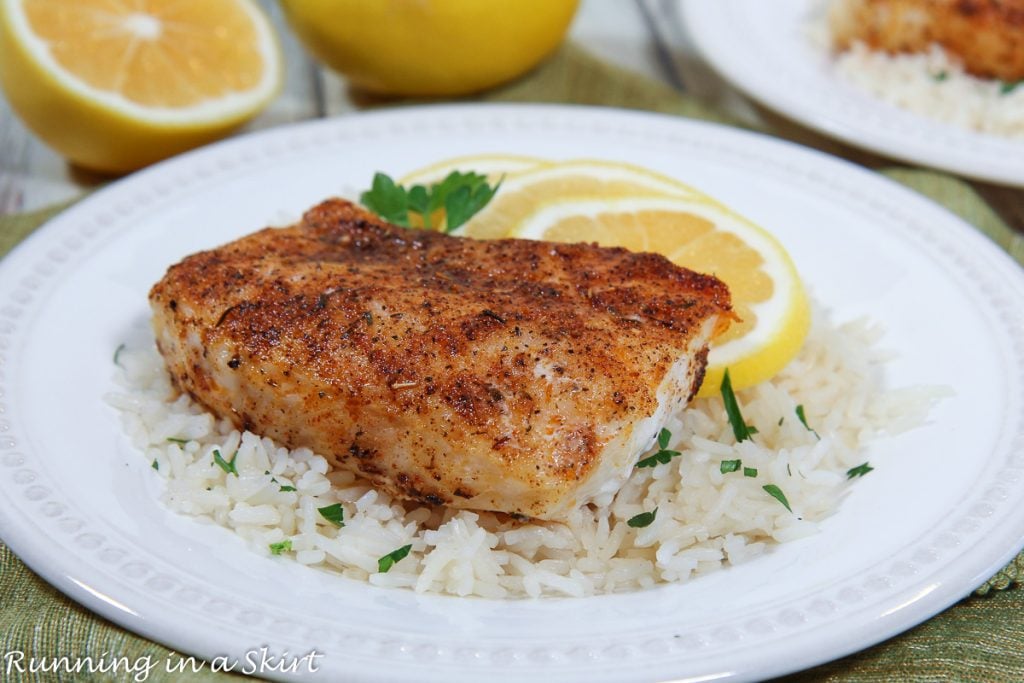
{"left": 107, "top": 308, "right": 928, "bottom": 598}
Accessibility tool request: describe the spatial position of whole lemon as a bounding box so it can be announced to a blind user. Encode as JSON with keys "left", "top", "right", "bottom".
{"left": 280, "top": 0, "right": 579, "bottom": 97}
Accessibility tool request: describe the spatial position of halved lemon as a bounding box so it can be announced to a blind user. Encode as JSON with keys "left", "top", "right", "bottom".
{"left": 507, "top": 195, "right": 810, "bottom": 397}
{"left": 455, "top": 159, "right": 706, "bottom": 240}
{"left": 0, "top": 0, "right": 282, "bottom": 173}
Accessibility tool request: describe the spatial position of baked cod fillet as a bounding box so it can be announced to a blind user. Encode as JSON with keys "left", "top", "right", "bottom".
{"left": 829, "top": 0, "right": 1024, "bottom": 81}
{"left": 150, "top": 199, "right": 732, "bottom": 520}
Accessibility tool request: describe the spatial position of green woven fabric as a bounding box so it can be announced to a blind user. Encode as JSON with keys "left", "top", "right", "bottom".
{"left": 1, "top": 42, "right": 1022, "bottom": 682}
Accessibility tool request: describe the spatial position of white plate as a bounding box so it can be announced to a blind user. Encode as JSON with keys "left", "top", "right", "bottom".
{"left": 1, "top": 104, "right": 1023, "bottom": 682}
{"left": 682, "top": 0, "right": 1024, "bottom": 187}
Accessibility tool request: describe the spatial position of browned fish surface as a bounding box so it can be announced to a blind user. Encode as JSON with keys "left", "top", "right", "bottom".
{"left": 830, "top": 0, "right": 1024, "bottom": 81}
{"left": 149, "top": 199, "right": 732, "bottom": 520}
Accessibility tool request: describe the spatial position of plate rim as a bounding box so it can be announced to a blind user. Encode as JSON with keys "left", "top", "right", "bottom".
{"left": 0, "top": 102, "right": 1023, "bottom": 682}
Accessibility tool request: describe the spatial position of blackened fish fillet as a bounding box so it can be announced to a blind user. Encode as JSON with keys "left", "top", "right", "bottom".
{"left": 150, "top": 199, "right": 732, "bottom": 520}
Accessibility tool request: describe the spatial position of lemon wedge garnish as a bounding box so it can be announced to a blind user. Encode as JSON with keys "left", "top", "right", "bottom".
{"left": 450, "top": 159, "right": 707, "bottom": 240}
{"left": 0, "top": 0, "right": 282, "bottom": 173}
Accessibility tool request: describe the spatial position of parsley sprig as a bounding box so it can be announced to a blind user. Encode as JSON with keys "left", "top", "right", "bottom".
{"left": 378, "top": 544, "right": 413, "bottom": 573}
{"left": 317, "top": 503, "right": 345, "bottom": 527}
{"left": 627, "top": 508, "right": 658, "bottom": 528}
{"left": 360, "top": 170, "right": 501, "bottom": 232}
{"left": 721, "top": 369, "right": 757, "bottom": 442}
{"left": 212, "top": 449, "right": 238, "bottom": 476}
{"left": 269, "top": 539, "right": 292, "bottom": 556}
{"left": 795, "top": 404, "right": 819, "bottom": 438}
{"left": 762, "top": 484, "right": 792, "bottom": 512}
{"left": 847, "top": 462, "right": 874, "bottom": 479}
{"left": 636, "top": 428, "right": 681, "bottom": 468}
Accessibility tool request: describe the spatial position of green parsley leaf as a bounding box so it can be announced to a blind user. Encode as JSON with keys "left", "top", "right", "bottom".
{"left": 721, "top": 369, "right": 756, "bottom": 442}
{"left": 636, "top": 447, "right": 682, "bottom": 468}
{"left": 378, "top": 544, "right": 413, "bottom": 573}
{"left": 720, "top": 459, "right": 742, "bottom": 474}
{"left": 279, "top": 485, "right": 297, "bottom": 492}
{"left": 317, "top": 503, "right": 345, "bottom": 527}
{"left": 743, "top": 467, "right": 758, "bottom": 478}
{"left": 360, "top": 170, "right": 500, "bottom": 233}
{"left": 847, "top": 462, "right": 874, "bottom": 479}
{"left": 269, "top": 540, "right": 292, "bottom": 556}
{"left": 627, "top": 508, "right": 658, "bottom": 528}
{"left": 778, "top": 416, "right": 784, "bottom": 426}
{"left": 763, "top": 484, "right": 792, "bottom": 512}
{"left": 406, "top": 184, "right": 431, "bottom": 224}
{"left": 442, "top": 173, "right": 502, "bottom": 231}
{"left": 212, "top": 449, "right": 238, "bottom": 476}
{"left": 1000, "top": 80, "right": 1022, "bottom": 95}
{"left": 795, "top": 404, "right": 819, "bottom": 438}
{"left": 657, "top": 428, "right": 672, "bottom": 450}
{"left": 933, "top": 70, "right": 949, "bottom": 82}
{"left": 360, "top": 172, "right": 410, "bottom": 226}
{"left": 113, "top": 343, "right": 126, "bottom": 367}
{"left": 166, "top": 437, "right": 189, "bottom": 445}
{"left": 151, "top": 459, "right": 159, "bottom": 471}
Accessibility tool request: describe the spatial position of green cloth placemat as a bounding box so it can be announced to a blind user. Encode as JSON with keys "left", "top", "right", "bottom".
{"left": 2, "top": 43, "right": 1023, "bottom": 682}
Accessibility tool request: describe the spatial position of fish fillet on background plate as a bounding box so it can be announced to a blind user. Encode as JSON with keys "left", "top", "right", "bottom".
{"left": 149, "top": 199, "right": 732, "bottom": 520}
{"left": 829, "top": 0, "right": 1024, "bottom": 81}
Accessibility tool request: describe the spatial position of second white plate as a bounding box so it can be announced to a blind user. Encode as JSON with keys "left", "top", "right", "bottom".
{"left": 682, "top": 0, "right": 1024, "bottom": 187}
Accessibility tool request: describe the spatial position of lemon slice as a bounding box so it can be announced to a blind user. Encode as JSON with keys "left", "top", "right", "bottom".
{"left": 399, "top": 153, "right": 548, "bottom": 186}
{"left": 0, "top": 0, "right": 282, "bottom": 172}
{"left": 455, "top": 159, "right": 706, "bottom": 240}
{"left": 508, "top": 195, "right": 810, "bottom": 397}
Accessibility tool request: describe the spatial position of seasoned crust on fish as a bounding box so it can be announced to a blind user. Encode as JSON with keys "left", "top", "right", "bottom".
{"left": 829, "top": 0, "right": 1024, "bottom": 81}
{"left": 149, "top": 199, "right": 732, "bottom": 520}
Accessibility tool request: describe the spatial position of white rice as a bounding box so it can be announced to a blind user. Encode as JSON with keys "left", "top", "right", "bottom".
{"left": 832, "top": 43, "right": 1024, "bottom": 138}
{"left": 807, "top": 4, "right": 1024, "bottom": 138}
{"left": 106, "top": 306, "right": 941, "bottom": 598}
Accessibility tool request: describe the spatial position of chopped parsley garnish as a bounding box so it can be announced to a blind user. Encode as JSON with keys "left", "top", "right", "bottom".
{"left": 721, "top": 369, "right": 756, "bottom": 442}
{"left": 763, "top": 484, "right": 792, "bottom": 512}
{"left": 360, "top": 170, "right": 501, "bottom": 232}
{"left": 1000, "top": 80, "right": 1022, "bottom": 95}
{"left": 212, "top": 449, "right": 238, "bottom": 476}
{"left": 795, "top": 404, "right": 819, "bottom": 437}
{"left": 778, "top": 417, "right": 784, "bottom": 426}
{"left": 933, "top": 71, "right": 949, "bottom": 82}
{"left": 627, "top": 508, "right": 658, "bottom": 528}
{"left": 636, "top": 428, "right": 682, "bottom": 468}
{"left": 151, "top": 459, "right": 159, "bottom": 471}
{"left": 269, "top": 540, "right": 292, "bottom": 556}
{"left": 279, "top": 485, "right": 297, "bottom": 493}
{"left": 744, "top": 467, "right": 758, "bottom": 478}
{"left": 317, "top": 503, "right": 345, "bottom": 527}
{"left": 166, "top": 437, "right": 189, "bottom": 445}
{"left": 847, "top": 462, "right": 874, "bottom": 479}
{"left": 378, "top": 544, "right": 413, "bottom": 573}
{"left": 720, "top": 459, "right": 742, "bottom": 474}
{"left": 113, "top": 343, "right": 126, "bottom": 367}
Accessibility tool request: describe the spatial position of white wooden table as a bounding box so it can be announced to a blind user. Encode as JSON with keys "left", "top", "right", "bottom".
{"left": 1, "top": 0, "right": 1022, "bottom": 233}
